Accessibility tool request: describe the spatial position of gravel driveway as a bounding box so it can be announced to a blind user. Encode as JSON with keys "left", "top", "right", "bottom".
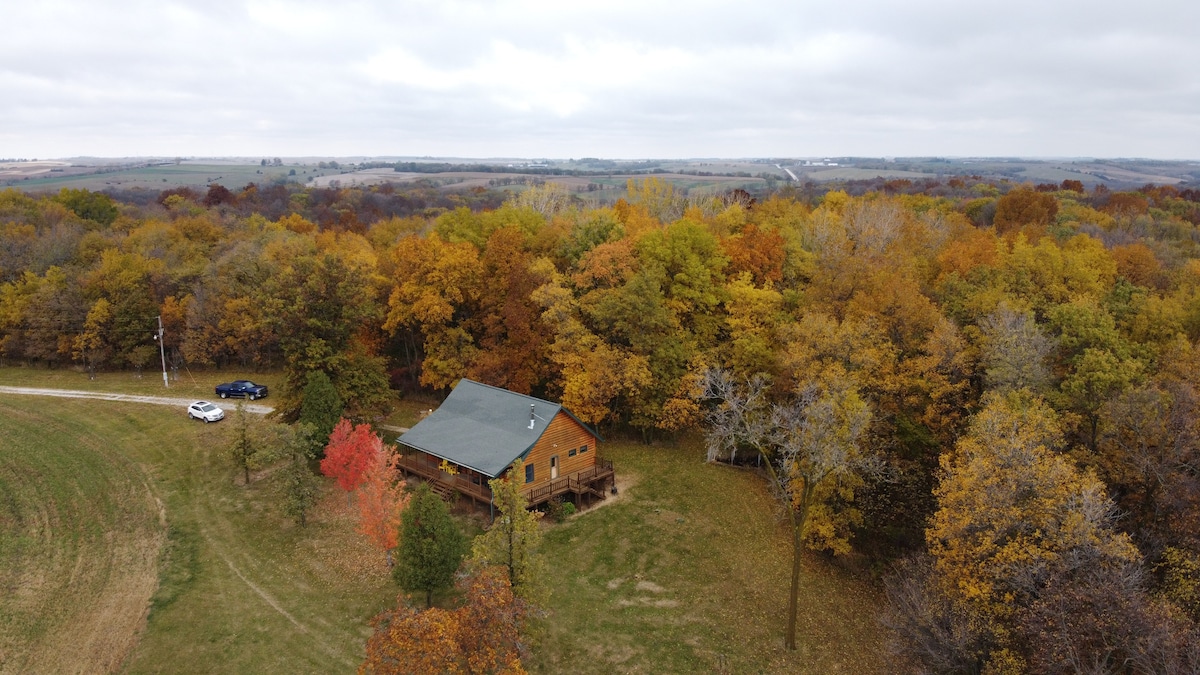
{"left": 0, "top": 386, "right": 274, "bottom": 414}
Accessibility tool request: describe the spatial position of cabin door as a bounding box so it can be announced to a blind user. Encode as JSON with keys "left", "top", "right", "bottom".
{"left": 550, "top": 455, "right": 559, "bottom": 480}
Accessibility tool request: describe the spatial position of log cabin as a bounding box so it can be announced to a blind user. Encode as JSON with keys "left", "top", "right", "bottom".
{"left": 396, "top": 379, "right": 614, "bottom": 512}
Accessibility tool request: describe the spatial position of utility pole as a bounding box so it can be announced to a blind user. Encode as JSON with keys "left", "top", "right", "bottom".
{"left": 155, "top": 315, "right": 168, "bottom": 388}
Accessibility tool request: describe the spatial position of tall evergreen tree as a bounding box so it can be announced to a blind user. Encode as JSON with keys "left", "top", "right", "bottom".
{"left": 394, "top": 484, "right": 466, "bottom": 608}
{"left": 224, "top": 400, "right": 277, "bottom": 485}
{"left": 298, "top": 370, "right": 342, "bottom": 441}
{"left": 278, "top": 423, "right": 321, "bottom": 527}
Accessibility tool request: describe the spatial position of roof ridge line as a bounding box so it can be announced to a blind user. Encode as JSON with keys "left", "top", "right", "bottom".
{"left": 456, "top": 377, "right": 562, "bottom": 409}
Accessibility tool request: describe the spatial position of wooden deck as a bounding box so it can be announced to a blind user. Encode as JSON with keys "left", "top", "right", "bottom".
{"left": 523, "top": 458, "right": 615, "bottom": 508}
{"left": 395, "top": 452, "right": 615, "bottom": 511}
{"left": 395, "top": 452, "right": 494, "bottom": 506}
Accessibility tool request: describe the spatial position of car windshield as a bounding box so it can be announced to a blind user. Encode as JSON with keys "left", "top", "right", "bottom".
{"left": 199, "top": 404, "right": 216, "bottom": 412}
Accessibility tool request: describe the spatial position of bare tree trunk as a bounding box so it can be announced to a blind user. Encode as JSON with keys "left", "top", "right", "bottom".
{"left": 786, "top": 523, "right": 803, "bottom": 650}
{"left": 785, "top": 491, "right": 812, "bottom": 651}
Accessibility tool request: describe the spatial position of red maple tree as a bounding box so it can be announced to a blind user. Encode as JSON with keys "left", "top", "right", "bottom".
{"left": 320, "top": 418, "right": 379, "bottom": 495}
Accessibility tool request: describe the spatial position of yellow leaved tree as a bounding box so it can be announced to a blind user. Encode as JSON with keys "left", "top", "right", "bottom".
{"left": 926, "top": 390, "right": 1138, "bottom": 672}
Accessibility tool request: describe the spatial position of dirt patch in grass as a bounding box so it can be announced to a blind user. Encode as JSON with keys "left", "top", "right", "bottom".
{"left": 558, "top": 469, "right": 637, "bottom": 522}
{"left": 635, "top": 580, "right": 665, "bottom": 593}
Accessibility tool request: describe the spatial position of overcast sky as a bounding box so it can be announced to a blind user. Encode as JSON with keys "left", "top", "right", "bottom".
{"left": 3, "top": 0, "right": 1198, "bottom": 159}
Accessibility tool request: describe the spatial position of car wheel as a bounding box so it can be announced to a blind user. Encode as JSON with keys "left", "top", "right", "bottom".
{"left": 249, "top": 393, "right": 256, "bottom": 401}
{"left": 204, "top": 417, "right": 211, "bottom": 423}
{"left": 189, "top": 413, "right": 195, "bottom": 420}
{"left": 220, "top": 392, "right": 227, "bottom": 399}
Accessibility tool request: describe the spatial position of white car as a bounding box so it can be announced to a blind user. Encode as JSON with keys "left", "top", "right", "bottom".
{"left": 188, "top": 400, "right": 225, "bottom": 423}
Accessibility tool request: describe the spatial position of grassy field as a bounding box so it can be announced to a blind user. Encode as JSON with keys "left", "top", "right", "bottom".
{"left": 0, "top": 378, "right": 890, "bottom": 673}
{"left": 535, "top": 440, "right": 889, "bottom": 673}
{"left": 0, "top": 397, "right": 165, "bottom": 673}
{"left": 7, "top": 162, "right": 342, "bottom": 192}
{"left": 0, "top": 395, "right": 397, "bottom": 673}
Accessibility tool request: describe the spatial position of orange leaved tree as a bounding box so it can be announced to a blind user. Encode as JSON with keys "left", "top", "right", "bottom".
{"left": 361, "top": 604, "right": 462, "bottom": 675}
{"left": 361, "top": 567, "right": 528, "bottom": 675}
{"left": 356, "top": 443, "right": 410, "bottom": 566}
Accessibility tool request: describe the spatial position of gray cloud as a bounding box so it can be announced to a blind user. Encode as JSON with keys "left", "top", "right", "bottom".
{"left": 2, "top": 0, "right": 1198, "bottom": 158}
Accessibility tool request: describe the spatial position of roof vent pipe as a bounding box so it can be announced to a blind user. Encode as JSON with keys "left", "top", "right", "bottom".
{"left": 529, "top": 404, "right": 535, "bottom": 430}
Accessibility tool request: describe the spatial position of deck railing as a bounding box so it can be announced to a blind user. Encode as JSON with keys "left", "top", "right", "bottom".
{"left": 396, "top": 452, "right": 614, "bottom": 508}
{"left": 523, "top": 458, "right": 615, "bottom": 506}
{"left": 395, "top": 452, "right": 493, "bottom": 504}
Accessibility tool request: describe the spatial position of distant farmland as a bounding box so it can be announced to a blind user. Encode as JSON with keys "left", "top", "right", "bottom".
{"left": 5, "top": 156, "right": 1195, "bottom": 197}
{"left": 310, "top": 168, "right": 772, "bottom": 198}
{"left": 2, "top": 160, "right": 343, "bottom": 192}
{"left": 3, "top": 159, "right": 778, "bottom": 203}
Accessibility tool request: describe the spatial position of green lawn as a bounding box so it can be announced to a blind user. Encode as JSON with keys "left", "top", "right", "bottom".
{"left": 379, "top": 396, "right": 438, "bottom": 431}
{"left": 536, "top": 440, "right": 889, "bottom": 673}
{"left": 0, "top": 383, "right": 890, "bottom": 674}
{"left": 0, "top": 397, "right": 165, "bottom": 673}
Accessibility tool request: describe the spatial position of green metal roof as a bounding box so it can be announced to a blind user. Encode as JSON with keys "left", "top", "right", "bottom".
{"left": 397, "top": 379, "right": 596, "bottom": 478}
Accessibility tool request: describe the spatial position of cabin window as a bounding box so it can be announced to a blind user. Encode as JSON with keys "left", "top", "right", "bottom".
{"left": 525, "top": 463, "right": 535, "bottom": 483}
{"left": 580, "top": 444, "right": 589, "bottom": 453}
{"left": 568, "top": 448, "right": 577, "bottom": 457}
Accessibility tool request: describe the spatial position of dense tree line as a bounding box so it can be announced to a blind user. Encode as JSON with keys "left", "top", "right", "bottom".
{"left": 5, "top": 176, "right": 1200, "bottom": 668}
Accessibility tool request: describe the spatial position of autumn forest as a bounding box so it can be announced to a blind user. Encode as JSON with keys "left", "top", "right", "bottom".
{"left": 4, "top": 174, "right": 1200, "bottom": 671}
